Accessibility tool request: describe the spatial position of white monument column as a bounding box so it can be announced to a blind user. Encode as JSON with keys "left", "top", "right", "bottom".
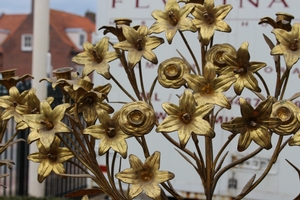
{"left": 28, "top": 0, "right": 49, "bottom": 197}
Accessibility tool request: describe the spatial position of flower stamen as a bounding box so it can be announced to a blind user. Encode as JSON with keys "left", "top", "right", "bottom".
{"left": 92, "top": 49, "right": 103, "bottom": 63}
{"left": 290, "top": 39, "right": 299, "bottom": 51}
{"left": 203, "top": 12, "right": 214, "bottom": 24}
{"left": 168, "top": 10, "right": 178, "bottom": 26}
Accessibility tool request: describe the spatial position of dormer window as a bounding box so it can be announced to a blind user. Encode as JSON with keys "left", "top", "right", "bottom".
{"left": 65, "top": 28, "right": 86, "bottom": 50}
{"left": 21, "top": 34, "right": 33, "bottom": 51}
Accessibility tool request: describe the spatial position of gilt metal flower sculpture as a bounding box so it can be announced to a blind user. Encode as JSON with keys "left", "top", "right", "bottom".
{"left": 2, "top": 0, "right": 300, "bottom": 199}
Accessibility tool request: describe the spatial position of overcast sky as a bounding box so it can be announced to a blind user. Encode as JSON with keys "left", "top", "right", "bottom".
{"left": 0, "top": 0, "right": 97, "bottom": 16}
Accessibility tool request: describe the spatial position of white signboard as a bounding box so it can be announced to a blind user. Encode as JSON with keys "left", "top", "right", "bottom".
{"left": 93, "top": 1, "right": 300, "bottom": 199}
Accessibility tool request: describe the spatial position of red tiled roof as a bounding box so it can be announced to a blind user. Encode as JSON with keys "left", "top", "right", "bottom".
{"left": 0, "top": 14, "right": 28, "bottom": 44}
{"left": 0, "top": 10, "right": 95, "bottom": 52}
{"left": 50, "top": 10, "right": 95, "bottom": 51}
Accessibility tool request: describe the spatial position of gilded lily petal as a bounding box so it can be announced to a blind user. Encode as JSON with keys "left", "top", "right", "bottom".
{"left": 114, "top": 25, "right": 164, "bottom": 69}
{"left": 116, "top": 151, "right": 174, "bottom": 199}
{"left": 157, "top": 89, "right": 214, "bottom": 148}
{"left": 84, "top": 111, "right": 130, "bottom": 158}
{"left": 271, "top": 23, "right": 300, "bottom": 69}
{"left": 191, "top": 0, "right": 232, "bottom": 45}
{"left": 72, "top": 37, "right": 119, "bottom": 78}
{"left": 184, "top": 62, "right": 235, "bottom": 108}
{"left": 220, "top": 42, "right": 265, "bottom": 95}
{"left": 222, "top": 97, "right": 280, "bottom": 151}
{"left": 149, "top": 0, "right": 196, "bottom": 44}
{"left": 23, "top": 101, "right": 71, "bottom": 150}
{"left": 28, "top": 137, "right": 74, "bottom": 183}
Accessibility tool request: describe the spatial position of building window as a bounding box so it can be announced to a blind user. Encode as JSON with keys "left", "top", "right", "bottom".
{"left": 21, "top": 34, "right": 33, "bottom": 51}
{"left": 79, "top": 34, "right": 85, "bottom": 47}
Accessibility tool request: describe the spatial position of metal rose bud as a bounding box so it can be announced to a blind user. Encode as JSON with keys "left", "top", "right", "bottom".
{"left": 206, "top": 43, "right": 236, "bottom": 74}
{"left": 119, "top": 101, "right": 156, "bottom": 137}
{"left": 271, "top": 100, "right": 300, "bottom": 135}
{"left": 158, "top": 57, "right": 190, "bottom": 89}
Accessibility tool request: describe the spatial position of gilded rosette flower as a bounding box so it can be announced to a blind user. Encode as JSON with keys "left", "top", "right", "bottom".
{"left": 191, "top": 0, "right": 232, "bottom": 45}
{"left": 0, "top": 86, "right": 29, "bottom": 123}
{"left": 118, "top": 101, "right": 156, "bottom": 136}
{"left": 0, "top": 69, "right": 33, "bottom": 90}
{"left": 221, "top": 42, "right": 266, "bottom": 95}
{"left": 115, "top": 151, "right": 174, "bottom": 199}
{"left": 205, "top": 43, "right": 236, "bottom": 74}
{"left": 27, "top": 136, "right": 74, "bottom": 183}
{"left": 23, "top": 101, "right": 71, "bottom": 150}
{"left": 83, "top": 111, "right": 130, "bottom": 158}
{"left": 271, "top": 100, "right": 300, "bottom": 135}
{"left": 184, "top": 62, "right": 235, "bottom": 109}
{"left": 271, "top": 23, "right": 300, "bottom": 69}
{"left": 158, "top": 57, "right": 191, "bottom": 88}
{"left": 113, "top": 25, "right": 164, "bottom": 69}
{"left": 149, "top": 0, "right": 197, "bottom": 44}
{"left": 221, "top": 97, "right": 281, "bottom": 151}
{"left": 72, "top": 37, "right": 119, "bottom": 78}
{"left": 156, "top": 89, "right": 214, "bottom": 148}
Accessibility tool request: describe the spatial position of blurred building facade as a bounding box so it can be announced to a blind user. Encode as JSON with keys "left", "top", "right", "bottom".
{"left": 0, "top": 9, "right": 95, "bottom": 76}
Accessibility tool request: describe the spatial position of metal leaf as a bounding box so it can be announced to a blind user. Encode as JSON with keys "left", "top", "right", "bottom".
{"left": 64, "top": 188, "right": 103, "bottom": 197}
{"left": 237, "top": 174, "right": 256, "bottom": 197}
{"left": 289, "top": 92, "right": 300, "bottom": 101}
{"left": 262, "top": 33, "right": 275, "bottom": 50}
{"left": 215, "top": 151, "right": 229, "bottom": 174}
{"left": 175, "top": 148, "right": 197, "bottom": 170}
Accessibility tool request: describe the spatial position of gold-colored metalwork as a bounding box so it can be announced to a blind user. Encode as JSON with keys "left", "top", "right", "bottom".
{"left": 156, "top": 89, "right": 214, "bottom": 148}
{"left": 190, "top": 0, "right": 232, "bottom": 45}
{"left": 27, "top": 136, "right": 74, "bottom": 183}
{"left": 72, "top": 37, "right": 119, "bottom": 78}
{"left": 2, "top": 0, "right": 300, "bottom": 199}
{"left": 113, "top": 25, "right": 164, "bottom": 69}
{"left": 149, "top": 0, "right": 197, "bottom": 44}
{"left": 115, "top": 151, "right": 174, "bottom": 199}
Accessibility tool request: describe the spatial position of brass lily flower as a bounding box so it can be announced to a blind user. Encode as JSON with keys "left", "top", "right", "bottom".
{"left": 113, "top": 25, "right": 164, "bottom": 69}
{"left": 64, "top": 80, "right": 113, "bottom": 124}
{"left": 149, "top": 0, "right": 197, "bottom": 44}
{"left": 191, "top": 0, "right": 232, "bottom": 45}
{"left": 118, "top": 101, "right": 156, "bottom": 137}
{"left": 23, "top": 101, "right": 71, "bottom": 150}
{"left": 156, "top": 89, "right": 215, "bottom": 148}
{"left": 184, "top": 62, "right": 235, "bottom": 109}
{"left": 27, "top": 136, "right": 74, "bottom": 183}
{"left": 271, "top": 23, "right": 300, "bottom": 69}
{"left": 221, "top": 97, "right": 281, "bottom": 151}
{"left": 0, "top": 69, "right": 33, "bottom": 90}
{"left": 83, "top": 111, "right": 130, "bottom": 158}
{"left": 271, "top": 100, "right": 300, "bottom": 135}
{"left": 72, "top": 37, "right": 119, "bottom": 78}
{"left": 221, "top": 42, "right": 266, "bottom": 95}
{"left": 158, "top": 57, "right": 191, "bottom": 88}
{"left": 115, "top": 151, "right": 174, "bottom": 199}
{"left": 0, "top": 86, "right": 29, "bottom": 123}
